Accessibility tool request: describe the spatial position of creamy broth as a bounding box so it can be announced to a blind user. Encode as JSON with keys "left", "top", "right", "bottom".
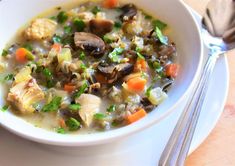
{"left": 0, "top": 0, "right": 178, "bottom": 134}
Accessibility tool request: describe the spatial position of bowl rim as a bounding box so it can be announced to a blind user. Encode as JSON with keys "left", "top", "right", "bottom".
{"left": 0, "top": 0, "right": 204, "bottom": 146}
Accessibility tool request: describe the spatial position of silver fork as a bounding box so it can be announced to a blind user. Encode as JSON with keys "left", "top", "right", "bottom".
{"left": 158, "top": 28, "right": 230, "bottom": 166}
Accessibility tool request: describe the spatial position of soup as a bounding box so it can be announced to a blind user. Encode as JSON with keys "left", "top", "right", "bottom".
{"left": 0, "top": 0, "right": 179, "bottom": 134}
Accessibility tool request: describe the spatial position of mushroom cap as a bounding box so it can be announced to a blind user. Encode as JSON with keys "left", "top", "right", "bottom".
{"left": 74, "top": 32, "right": 105, "bottom": 56}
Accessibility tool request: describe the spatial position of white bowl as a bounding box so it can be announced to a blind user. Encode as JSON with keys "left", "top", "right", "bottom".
{"left": 0, "top": 0, "right": 203, "bottom": 146}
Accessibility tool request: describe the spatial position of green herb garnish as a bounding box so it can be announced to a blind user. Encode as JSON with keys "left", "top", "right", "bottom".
{"left": 42, "top": 68, "right": 52, "bottom": 78}
{"left": 49, "top": 16, "right": 57, "bottom": 20}
{"left": 137, "top": 52, "right": 145, "bottom": 59}
{"left": 56, "top": 127, "right": 66, "bottom": 134}
{"left": 41, "top": 96, "right": 62, "bottom": 112}
{"left": 74, "top": 81, "right": 88, "bottom": 98}
{"left": 66, "top": 118, "right": 80, "bottom": 131}
{"left": 23, "top": 43, "right": 33, "bottom": 51}
{"left": 153, "top": 20, "right": 167, "bottom": 30}
{"left": 57, "top": 11, "right": 68, "bottom": 24}
{"left": 52, "top": 35, "right": 62, "bottom": 43}
{"left": 64, "top": 25, "right": 72, "bottom": 34}
{"left": 1, "top": 105, "right": 8, "bottom": 112}
{"left": 91, "top": 6, "right": 101, "bottom": 14}
{"left": 69, "top": 103, "right": 81, "bottom": 111}
{"left": 80, "top": 63, "right": 87, "bottom": 70}
{"left": 141, "top": 71, "right": 148, "bottom": 79}
{"left": 145, "top": 85, "right": 153, "bottom": 97}
{"left": 155, "top": 27, "right": 168, "bottom": 45}
{"left": 46, "top": 79, "right": 55, "bottom": 88}
{"left": 1, "top": 49, "right": 8, "bottom": 57}
{"left": 103, "top": 35, "right": 113, "bottom": 44}
{"left": 111, "top": 121, "right": 119, "bottom": 127}
{"left": 108, "top": 47, "right": 124, "bottom": 63}
{"left": 4, "top": 74, "right": 14, "bottom": 81}
{"left": 94, "top": 113, "right": 107, "bottom": 120}
{"left": 79, "top": 51, "right": 85, "bottom": 60}
{"left": 114, "top": 21, "right": 122, "bottom": 29}
{"left": 145, "top": 15, "right": 152, "bottom": 20}
{"left": 107, "top": 105, "right": 116, "bottom": 113}
{"left": 73, "top": 18, "right": 85, "bottom": 32}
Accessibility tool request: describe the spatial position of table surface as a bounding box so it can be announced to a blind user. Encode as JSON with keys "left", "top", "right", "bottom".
{"left": 184, "top": 0, "right": 235, "bottom": 165}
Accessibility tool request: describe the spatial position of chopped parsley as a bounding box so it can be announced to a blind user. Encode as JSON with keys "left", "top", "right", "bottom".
{"left": 49, "top": 16, "right": 57, "bottom": 20}
{"left": 79, "top": 51, "right": 85, "bottom": 60}
{"left": 56, "top": 127, "right": 66, "bottom": 134}
{"left": 46, "top": 79, "right": 55, "bottom": 88}
{"left": 94, "top": 113, "right": 107, "bottom": 120}
{"left": 103, "top": 35, "right": 113, "bottom": 44}
{"left": 73, "top": 18, "right": 85, "bottom": 32}
{"left": 145, "top": 15, "right": 152, "bottom": 20}
{"left": 137, "top": 52, "right": 145, "bottom": 59}
{"left": 80, "top": 63, "right": 87, "bottom": 70}
{"left": 23, "top": 43, "right": 33, "bottom": 51}
{"left": 66, "top": 118, "right": 80, "bottom": 131}
{"left": 107, "top": 105, "right": 116, "bottom": 113}
{"left": 42, "top": 68, "right": 52, "bottom": 78}
{"left": 91, "top": 6, "right": 101, "bottom": 14}
{"left": 108, "top": 47, "right": 124, "bottom": 62}
{"left": 64, "top": 25, "right": 72, "bottom": 34}
{"left": 69, "top": 103, "right": 81, "bottom": 111}
{"left": 4, "top": 74, "right": 14, "bottom": 81}
{"left": 1, "top": 49, "right": 8, "bottom": 57}
{"left": 41, "top": 96, "right": 62, "bottom": 112}
{"left": 145, "top": 85, "right": 153, "bottom": 97}
{"left": 141, "top": 71, "right": 148, "bottom": 79}
{"left": 74, "top": 81, "right": 88, "bottom": 98}
{"left": 57, "top": 11, "right": 68, "bottom": 24}
{"left": 153, "top": 61, "right": 163, "bottom": 72}
{"left": 153, "top": 20, "right": 167, "bottom": 30}
{"left": 114, "top": 21, "right": 122, "bottom": 29}
{"left": 155, "top": 27, "right": 168, "bottom": 45}
{"left": 1, "top": 105, "right": 9, "bottom": 112}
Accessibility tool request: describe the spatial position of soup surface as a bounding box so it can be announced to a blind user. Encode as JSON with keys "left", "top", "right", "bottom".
{"left": 0, "top": 0, "right": 179, "bottom": 134}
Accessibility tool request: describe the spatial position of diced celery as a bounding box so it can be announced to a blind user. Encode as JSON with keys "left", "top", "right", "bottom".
{"left": 148, "top": 87, "right": 167, "bottom": 105}
{"left": 14, "top": 66, "right": 32, "bottom": 83}
{"left": 57, "top": 48, "right": 72, "bottom": 64}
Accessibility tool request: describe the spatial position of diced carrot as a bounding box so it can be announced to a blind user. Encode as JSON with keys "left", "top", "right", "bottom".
{"left": 103, "top": 0, "right": 118, "bottom": 8}
{"left": 64, "top": 84, "right": 76, "bottom": 93}
{"left": 15, "top": 48, "right": 28, "bottom": 63}
{"left": 126, "top": 76, "right": 147, "bottom": 92}
{"left": 165, "top": 63, "right": 180, "bottom": 78}
{"left": 134, "top": 59, "right": 147, "bottom": 72}
{"left": 58, "top": 118, "right": 66, "bottom": 128}
{"left": 51, "top": 43, "right": 62, "bottom": 53}
{"left": 127, "top": 108, "right": 147, "bottom": 124}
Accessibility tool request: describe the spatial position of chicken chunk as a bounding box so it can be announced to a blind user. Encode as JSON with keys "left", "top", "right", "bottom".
{"left": 24, "top": 18, "right": 57, "bottom": 40}
{"left": 75, "top": 94, "right": 101, "bottom": 127}
{"left": 7, "top": 79, "right": 44, "bottom": 114}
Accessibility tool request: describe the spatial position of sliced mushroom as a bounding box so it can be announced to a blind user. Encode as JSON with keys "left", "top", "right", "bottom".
{"left": 141, "top": 97, "right": 154, "bottom": 112}
{"left": 120, "top": 4, "right": 137, "bottom": 21}
{"left": 96, "top": 62, "right": 134, "bottom": 84}
{"left": 158, "top": 44, "right": 176, "bottom": 57}
{"left": 74, "top": 32, "right": 105, "bottom": 56}
{"left": 89, "top": 19, "right": 114, "bottom": 36}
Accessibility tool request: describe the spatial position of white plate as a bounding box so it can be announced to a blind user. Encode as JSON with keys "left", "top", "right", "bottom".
{"left": 0, "top": 9, "right": 228, "bottom": 166}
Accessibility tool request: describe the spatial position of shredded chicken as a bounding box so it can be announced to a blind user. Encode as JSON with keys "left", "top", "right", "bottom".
{"left": 7, "top": 79, "right": 44, "bottom": 114}
{"left": 24, "top": 18, "right": 57, "bottom": 40}
{"left": 75, "top": 94, "right": 101, "bottom": 127}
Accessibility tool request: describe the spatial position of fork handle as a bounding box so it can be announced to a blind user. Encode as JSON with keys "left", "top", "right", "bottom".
{"left": 158, "top": 51, "right": 221, "bottom": 166}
